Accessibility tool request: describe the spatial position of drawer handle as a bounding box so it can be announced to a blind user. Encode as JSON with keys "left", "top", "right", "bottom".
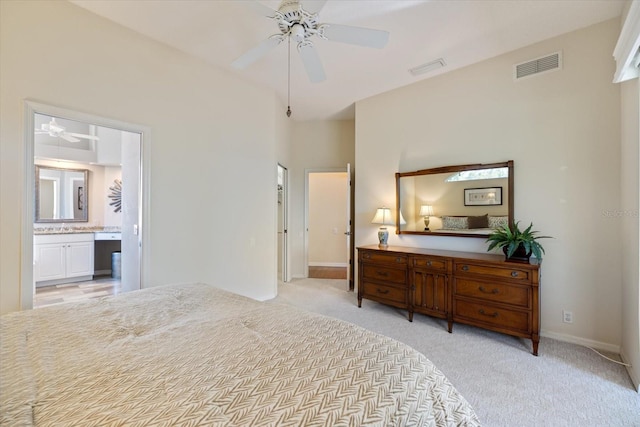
{"left": 363, "top": 253, "right": 371, "bottom": 259}
{"left": 376, "top": 288, "right": 390, "bottom": 295}
{"left": 426, "top": 261, "right": 432, "bottom": 266}
{"left": 461, "top": 265, "right": 469, "bottom": 271}
{"left": 396, "top": 257, "right": 404, "bottom": 263}
{"left": 479, "top": 309, "right": 499, "bottom": 318}
{"left": 376, "top": 271, "right": 389, "bottom": 277}
{"left": 511, "top": 271, "right": 519, "bottom": 277}
{"left": 479, "top": 286, "right": 499, "bottom": 295}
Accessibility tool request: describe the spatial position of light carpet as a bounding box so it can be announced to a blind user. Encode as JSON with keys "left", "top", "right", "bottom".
{"left": 271, "top": 278, "right": 640, "bottom": 427}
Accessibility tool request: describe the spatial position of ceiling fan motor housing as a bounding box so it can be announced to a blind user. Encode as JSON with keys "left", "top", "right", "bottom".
{"left": 277, "top": 0, "right": 318, "bottom": 41}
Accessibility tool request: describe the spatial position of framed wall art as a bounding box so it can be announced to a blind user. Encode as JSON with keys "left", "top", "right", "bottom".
{"left": 464, "top": 187, "right": 502, "bottom": 206}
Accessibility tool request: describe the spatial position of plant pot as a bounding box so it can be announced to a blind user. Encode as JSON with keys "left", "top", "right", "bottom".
{"left": 503, "top": 245, "right": 531, "bottom": 263}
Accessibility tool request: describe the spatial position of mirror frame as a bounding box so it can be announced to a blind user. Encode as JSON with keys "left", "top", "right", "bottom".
{"left": 35, "top": 165, "right": 89, "bottom": 223}
{"left": 395, "top": 160, "right": 514, "bottom": 238}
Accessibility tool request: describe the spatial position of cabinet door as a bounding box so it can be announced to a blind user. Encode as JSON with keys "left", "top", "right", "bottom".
{"left": 412, "top": 269, "right": 447, "bottom": 317}
{"left": 66, "top": 241, "right": 95, "bottom": 278}
{"left": 34, "top": 243, "right": 66, "bottom": 282}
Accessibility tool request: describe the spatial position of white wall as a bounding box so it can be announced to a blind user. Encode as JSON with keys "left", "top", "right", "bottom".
{"left": 289, "top": 120, "right": 355, "bottom": 278}
{"left": 620, "top": 76, "right": 639, "bottom": 389}
{"left": 355, "top": 19, "right": 623, "bottom": 350}
{"left": 0, "top": 0, "right": 291, "bottom": 314}
{"left": 308, "top": 172, "right": 348, "bottom": 266}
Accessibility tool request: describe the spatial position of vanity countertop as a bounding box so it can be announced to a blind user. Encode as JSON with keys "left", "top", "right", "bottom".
{"left": 34, "top": 226, "right": 121, "bottom": 235}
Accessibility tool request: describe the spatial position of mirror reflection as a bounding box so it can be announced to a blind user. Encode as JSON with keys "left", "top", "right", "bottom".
{"left": 396, "top": 161, "right": 513, "bottom": 237}
{"left": 35, "top": 165, "right": 89, "bottom": 222}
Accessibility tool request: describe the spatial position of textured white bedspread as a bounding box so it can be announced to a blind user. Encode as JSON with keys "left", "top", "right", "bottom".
{"left": 1, "top": 283, "right": 480, "bottom": 426}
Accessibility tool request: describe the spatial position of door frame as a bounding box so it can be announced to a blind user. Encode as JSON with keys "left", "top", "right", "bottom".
{"left": 304, "top": 167, "right": 353, "bottom": 282}
{"left": 22, "top": 100, "right": 151, "bottom": 309}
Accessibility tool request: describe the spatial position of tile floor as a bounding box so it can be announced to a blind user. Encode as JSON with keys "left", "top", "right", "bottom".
{"left": 34, "top": 276, "right": 122, "bottom": 309}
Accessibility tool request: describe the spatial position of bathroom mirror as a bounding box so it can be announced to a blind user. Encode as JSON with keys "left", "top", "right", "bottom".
{"left": 396, "top": 161, "right": 513, "bottom": 237}
{"left": 35, "top": 165, "right": 89, "bottom": 222}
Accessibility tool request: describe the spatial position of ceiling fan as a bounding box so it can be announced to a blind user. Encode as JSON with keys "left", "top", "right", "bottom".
{"left": 35, "top": 117, "right": 99, "bottom": 143}
{"left": 231, "top": 0, "right": 390, "bottom": 83}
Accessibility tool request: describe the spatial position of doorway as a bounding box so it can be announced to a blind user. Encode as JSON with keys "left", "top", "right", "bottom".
{"left": 23, "top": 101, "right": 150, "bottom": 310}
{"left": 277, "top": 164, "right": 288, "bottom": 284}
{"left": 305, "top": 167, "right": 353, "bottom": 288}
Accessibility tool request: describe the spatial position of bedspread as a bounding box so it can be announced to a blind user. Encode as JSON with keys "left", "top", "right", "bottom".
{"left": 1, "top": 283, "right": 480, "bottom": 426}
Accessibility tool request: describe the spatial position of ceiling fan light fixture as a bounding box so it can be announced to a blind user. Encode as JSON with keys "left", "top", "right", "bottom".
{"left": 291, "top": 23, "right": 306, "bottom": 42}
{"left": 409, "top": 58, "right": 446, "bottom": 76}
{"left": 233, "top": 0, "right": 389, "bottom": 84}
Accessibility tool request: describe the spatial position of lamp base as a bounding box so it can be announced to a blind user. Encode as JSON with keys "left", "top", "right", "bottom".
{"left": 377, "top": 227, "right": 389, "bottom": 247}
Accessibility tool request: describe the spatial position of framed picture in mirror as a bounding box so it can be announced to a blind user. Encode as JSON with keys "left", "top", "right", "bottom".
{"left": 464, "top": 187, "right": 502, "bottom": 206}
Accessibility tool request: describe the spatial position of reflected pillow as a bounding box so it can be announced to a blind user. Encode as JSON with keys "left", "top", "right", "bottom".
{"left": 488, "top": 215, "right": 508, "bottom": 229}
{"left": 441, "top": 216, "right": 468, "bottom": 230}
{"left": 468, "top": 214, "right": 489, "bottom": 229}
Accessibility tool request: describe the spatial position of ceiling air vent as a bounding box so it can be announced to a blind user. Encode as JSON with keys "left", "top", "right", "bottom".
{"left": 514, "top": 51, "right": 562, "bottom": 80}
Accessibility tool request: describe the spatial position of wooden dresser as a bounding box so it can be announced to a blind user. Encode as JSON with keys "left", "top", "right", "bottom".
{"left": 357, "top": 245, "right": 541, "bottom": 355}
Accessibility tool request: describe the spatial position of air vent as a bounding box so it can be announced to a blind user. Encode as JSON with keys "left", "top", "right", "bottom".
{"left": 409, "top": 58, "right": 446, "bottom": 76}
{"left": 514, "top": 52, "right": 562, "bottom": 80}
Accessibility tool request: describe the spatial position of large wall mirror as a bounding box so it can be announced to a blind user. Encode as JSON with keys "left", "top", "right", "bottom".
{"left": 35, "top": 165, "right": 89, "bottom": 222}
{"left": 396, "top": 161, "right": 513, "bottom": 238}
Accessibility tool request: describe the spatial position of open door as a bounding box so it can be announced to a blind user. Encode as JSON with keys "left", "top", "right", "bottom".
{"left": 346, "top": 163, "right": 354, "bottom": 290}
{"left": 277, "top": 164, "right": 288, "bottom": 283}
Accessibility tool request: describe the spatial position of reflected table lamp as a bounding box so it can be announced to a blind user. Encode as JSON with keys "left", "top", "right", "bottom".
{"left": 371, "top": 207, "right": 394, "bottom": 247}
{"left": 419, "top": 205, "right": 434, "bottom": 231}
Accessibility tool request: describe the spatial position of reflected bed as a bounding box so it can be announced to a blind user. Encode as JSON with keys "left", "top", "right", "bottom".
{"left": 1, "top": 283, "right": 480, "bottom": 426}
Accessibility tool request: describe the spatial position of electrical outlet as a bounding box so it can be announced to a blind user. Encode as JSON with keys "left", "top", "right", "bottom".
{"left": 563, "top": 310, "right": 573, "bottom": 324}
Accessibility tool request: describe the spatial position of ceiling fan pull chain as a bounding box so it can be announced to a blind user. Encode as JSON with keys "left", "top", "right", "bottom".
{"left": 286, "top": 35, "right": 292, "bottom": 118}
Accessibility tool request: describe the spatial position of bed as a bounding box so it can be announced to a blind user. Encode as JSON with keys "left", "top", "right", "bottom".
{"left": 1, "top": 283, "right": 480, "bottom": 426}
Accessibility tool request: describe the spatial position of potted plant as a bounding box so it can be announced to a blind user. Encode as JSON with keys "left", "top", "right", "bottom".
{"left": 486, "top": 221, "right": 551, "bottom": 262}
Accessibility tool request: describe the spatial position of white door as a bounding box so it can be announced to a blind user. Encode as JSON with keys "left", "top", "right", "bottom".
{"left": 277, "top": 164, "right": 288, "bottom": 283}
{"left": 121, "top": 131, "right": 142, "bottom": 293}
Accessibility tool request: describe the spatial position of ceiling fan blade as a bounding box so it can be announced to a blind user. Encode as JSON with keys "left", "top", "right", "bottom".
{"left": 302, "top": 0, "right": 328, "bottom": 15}
{"left": 67, "top": 132, "right": 100, "bottom": 141}
{"left": 298, "top": 42, "right": 326, "bottom": 83}
{"left": 247, "top": 1, "right": 278, "bottom": 18}
{"left": 231, "top": 35, "right": 285, "bottom": 69}
{"left": 60, "top": 133, "right": 81, "bottom": 143}
{"left": 321, "top": 23, "right": 389, "bottom": 49}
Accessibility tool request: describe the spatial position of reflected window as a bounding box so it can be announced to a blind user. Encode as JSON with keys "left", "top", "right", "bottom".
{"left": 446, "top": 167, "right": 508, "bottom": 182}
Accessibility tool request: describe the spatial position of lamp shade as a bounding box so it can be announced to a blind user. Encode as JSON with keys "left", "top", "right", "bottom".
{"left": 371, "top": 207, "right": 394, "bottom": 225}
{"left": 399, "top": 211, "right": 407, "bottom": 225}
{"left": 419, "top": 205, "right": 434, "bottom": 216}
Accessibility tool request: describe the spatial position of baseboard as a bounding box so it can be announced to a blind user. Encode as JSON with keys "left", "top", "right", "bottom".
{"left": 94, "top": 269, "right": 111, "bottom": 276}
{"left": 620, "top": 348, "right": 640, "bottom": 392}
{"left": 540, "top": 330, "right": 620, "bottom": 353}
{"left": 308, "top": 262, "right": 348, "bottom": 267}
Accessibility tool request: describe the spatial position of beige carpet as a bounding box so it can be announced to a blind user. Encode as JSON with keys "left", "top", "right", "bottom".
{"left": 272, "top": 278, "right": 640, "bottom": 427}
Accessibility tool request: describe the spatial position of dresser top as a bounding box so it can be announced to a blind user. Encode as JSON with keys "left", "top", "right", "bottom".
{"left": 357, "top": 244, "right": 540, "bottom": 267}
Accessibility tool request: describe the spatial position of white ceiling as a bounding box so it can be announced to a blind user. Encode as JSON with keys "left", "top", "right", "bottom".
{"left": 70, "top": 0, "right": 626, "bottom": 121}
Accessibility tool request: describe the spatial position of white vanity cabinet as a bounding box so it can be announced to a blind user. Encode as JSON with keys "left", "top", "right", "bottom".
{"left": 34, "top": 233, "right": 94, "bottom": 286}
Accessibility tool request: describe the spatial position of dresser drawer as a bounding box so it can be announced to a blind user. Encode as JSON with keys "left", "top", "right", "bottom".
{"left": 361, "top": 281, "right": 407, "bottom": 304}
{"left": 454, "top": 299, "right": 530, "bottom": 334}
{"left": 454, "top": 279, "right": 530, "bottom": 308}
{"left": 361, "top": 264, "right": 406, "bottom": 285}
{"left": 411, "top": 256, "right": 448, "bottom": 271}
{"left": 360, "top": 250, "right": 407, "bottom": 266}
{"left": 454, "top": 262, "right": 532, "bottom": 283}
